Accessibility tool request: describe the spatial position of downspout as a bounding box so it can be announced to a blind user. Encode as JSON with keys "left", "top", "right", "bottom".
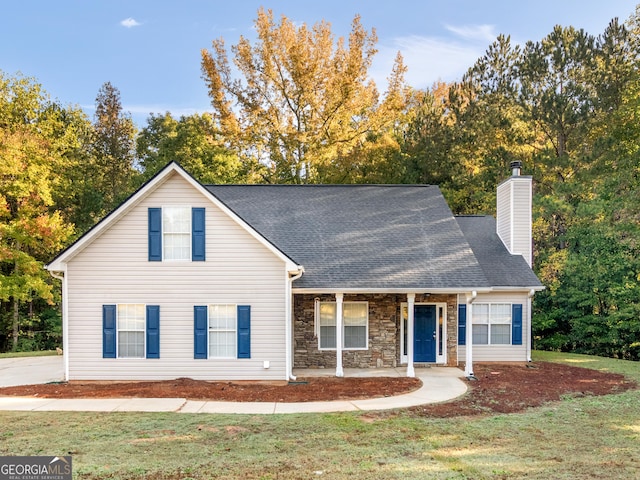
{"left": 465, "top": 290, "right": 477, "bottom": 379}
{"left": 527, "top": 288, "right": 535, "bottom": 363}
{"left": 286, "top": 267, "right": 304, "bottom": 381}
{"left": 49, "top": 269, "right": 68, "bottom": 382}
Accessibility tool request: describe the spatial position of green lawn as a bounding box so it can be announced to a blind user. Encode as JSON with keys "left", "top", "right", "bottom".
{"left": 0, "top": 350, "right": 58, "bottom": 358}
{"left": 1, "top": 351, "right": 639, "bottom": 479}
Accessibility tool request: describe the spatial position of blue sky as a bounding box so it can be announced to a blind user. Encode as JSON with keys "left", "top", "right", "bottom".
{"left": 2, "top": 1, "right": 637, "bottom": 126}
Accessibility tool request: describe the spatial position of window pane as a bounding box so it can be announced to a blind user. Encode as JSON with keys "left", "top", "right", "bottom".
{"left": 343, "top": 303, "right": 367, "bottom": 348}
{"left": 472, "top": 324, "right": 488, "bottom": 344}
{"left": 209, "top": 331, "right": 236, "bottom": 357}
{"left": 208, "top": 304, "right": 236, "bottom": 358}
{"left": 118, "top": 304, "right": 145, "bottom": 330}
{"left": 163, "top": 207, "right": 190, "bottom": 233}
{"left": 319, "top": 303, "right": 336, "bottom": 326}
{"left": 343, "top": 303, "right": 367, "bottom": 326}
{"left": 163, "top": 207, "right": 190, "bottom": 260}
{"left": 209, "top": 304, "right": 236, "bottom": 329}
{"left": 318, "top": 302, "right": 367, "bottom": 349}
{"left": 118, "top": 331, "right": 144, "bottom": 358}
{"left": 474, "top": 304, "right": 489, "bottom": 324}
{"left": 320, "top": 326, "right": 336, "bottom": 349}
{"left": 344, "top": 325, "right": 366, "bottom": 348}
{"left": 164, "top": 233, "right": 190, "bottom": 260}
{"left": 491, "top": 324, "right": 511, "bottom": 344}
{"left": 117, "top": 304, "right": 145, "bottom": 358}
{"left": 491, "top": 304, "right": 511, "bottom": 323}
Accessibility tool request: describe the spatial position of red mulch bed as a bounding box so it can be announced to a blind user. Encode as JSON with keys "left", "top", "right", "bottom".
{"left": 0, "top": 362, "right": 635, "bottom": 416}
{"left": 0, "top": 376, "right": 421, "bottom": 403}
{"left": 411, "top": 361, "right": 636, "bottom": 417}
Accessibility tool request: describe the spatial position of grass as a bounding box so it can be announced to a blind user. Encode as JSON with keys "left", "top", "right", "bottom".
{"left": 1, "top": 351, "right": 639, "bottom": 479}
{"left": 0, "top": 350, "right": 58, "bottom": 359}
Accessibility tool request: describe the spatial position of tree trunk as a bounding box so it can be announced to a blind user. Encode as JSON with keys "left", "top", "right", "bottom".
{"left": 12, "top": 298, "right": 19, "bottom": 351}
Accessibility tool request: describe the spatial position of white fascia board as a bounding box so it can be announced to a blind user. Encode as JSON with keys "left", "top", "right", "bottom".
{"left": 489, "top": 285, "right": 546, "bottom": 293}
{"left": 292, "top": 286, "right": 545, "bottom": 295}
{"left": 46, "top": 162, "right": 301, "bottom": 273}
{"left": 291, "top": 287, "right": 494, "bottom": 295}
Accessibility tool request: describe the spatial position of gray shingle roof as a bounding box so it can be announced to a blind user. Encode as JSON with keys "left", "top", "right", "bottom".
{"left": 455, "top": 215, "right": 543, "bottom": 288}
{"left": 207, "top": 184, "right": 540, "bottom": 291}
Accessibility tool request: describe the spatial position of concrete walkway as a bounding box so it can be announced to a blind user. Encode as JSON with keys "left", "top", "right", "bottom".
{"left": 0, "top": 357, "right": 468, "bottom": 414}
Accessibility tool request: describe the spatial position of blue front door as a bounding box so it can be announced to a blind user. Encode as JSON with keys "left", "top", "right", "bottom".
{"left": 414, "top": 305, "right": 436, "bottom": 362}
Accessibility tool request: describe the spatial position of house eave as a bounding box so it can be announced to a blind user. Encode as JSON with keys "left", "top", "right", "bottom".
{"left": 291, "top": 287, "right": 493, "bottom": 295}
{"left": 291, "top": 286, "right": 544, "bottom": 295}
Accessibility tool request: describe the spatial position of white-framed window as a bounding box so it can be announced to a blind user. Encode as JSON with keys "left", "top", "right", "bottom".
{"left": 472, "top": 303, "right": 511, "bottom": 345}
{"left": 208, "top": 304, "right": 237, "bottom": 358}
{"left": 117, "top": 304, "right": 145, "bottom": 358}
{"left": 317, "top": 301, "right": 368, "bottom": 350}
{"left": 163, "top": 206, "right": 191, "bottom": 260}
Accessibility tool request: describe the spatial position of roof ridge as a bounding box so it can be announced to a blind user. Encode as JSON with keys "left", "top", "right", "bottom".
{"left": 206, "top": 184, "right": 436, "bottom": 188}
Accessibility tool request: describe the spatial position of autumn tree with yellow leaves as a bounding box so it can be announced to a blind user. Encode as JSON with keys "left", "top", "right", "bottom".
{"left": 201, "top": 8, "right": 408, "bottom": 183}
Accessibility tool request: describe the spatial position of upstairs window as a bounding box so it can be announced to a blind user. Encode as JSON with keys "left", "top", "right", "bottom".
{"left": 148, "top": 207, "right": 205, "bottom": 262}
{"left": 163, "top": 207, "right": 191, "bottom": 261}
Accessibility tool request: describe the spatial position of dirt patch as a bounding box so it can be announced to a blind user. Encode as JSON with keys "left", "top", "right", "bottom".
{"left": 0, "top": 362, "right": 634, "bottom": 416}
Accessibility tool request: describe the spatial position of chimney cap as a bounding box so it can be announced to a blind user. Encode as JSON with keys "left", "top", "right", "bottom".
{"left": 510, "top": 161, "right": 522, "bottom": 176}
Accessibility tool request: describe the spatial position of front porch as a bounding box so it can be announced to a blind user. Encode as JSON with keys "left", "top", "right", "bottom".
{"left": 293, "top": 293, "right": 461, "bottom": 374}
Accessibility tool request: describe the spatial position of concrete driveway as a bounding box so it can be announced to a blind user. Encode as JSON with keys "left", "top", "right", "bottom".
{"left": 0, "top": 355, "right": 64, "bottom": 387}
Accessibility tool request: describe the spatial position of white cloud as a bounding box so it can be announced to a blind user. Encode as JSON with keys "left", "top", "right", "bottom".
{"left": 371, "top": 25, "right": 499, "bottom": 90}
{"left": 444, "top": 24, "right": 497, "bottom": 43}
{"left": 120, "top": 17, "right": 141, "bottom": 28}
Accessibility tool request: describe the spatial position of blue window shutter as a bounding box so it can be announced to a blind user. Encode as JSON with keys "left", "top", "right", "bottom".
{"left": 458, "top": 304, "right": 467, "bottom": 346}
{"left": 103, "top": 305, "right": 117, "bottom": 358}
{"left": 192, "top": 208, "right": 206, "bottom": 261}
{"left": 146, "top": 305, "right": 160, "bottom": 359}
{"left": 237, "top": 305, "right": 251, "bottom": 359}
{"left": 194, "top": 306, "right": 208, "bottom": 359}
{"left": 512, "top": 304, "right": 523, "bottom": 345}
{"left": 148, "top": 208, "right": 162, "bottom": 261}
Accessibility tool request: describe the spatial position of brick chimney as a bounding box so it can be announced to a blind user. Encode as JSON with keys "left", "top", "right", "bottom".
{"left": 496, "top": 161, "right": 533, "bottom": 267}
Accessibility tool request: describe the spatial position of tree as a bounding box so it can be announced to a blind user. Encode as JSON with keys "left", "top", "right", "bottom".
{"left": 0, "top": 72, "right": 74, "bottom": 350}
{"left": 440, "top": 35, "right": 529, "bottom": 214}
{"left": 136, "top": 112, "right": 244, "bottom": 184}
{"left": 201, "top": 8, "right": 407, "bottom": 183}
{"left": 91, "top": 82, "right": 137, "bottom": 212}
{"left": 517, "top": 26, "right": 598, "bottom": 189}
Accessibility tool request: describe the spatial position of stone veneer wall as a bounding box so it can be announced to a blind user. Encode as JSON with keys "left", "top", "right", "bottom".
{"left": 293, "top": 293, "right": 459, "bottom": 369}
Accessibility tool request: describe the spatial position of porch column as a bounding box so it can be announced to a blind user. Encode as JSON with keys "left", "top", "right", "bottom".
{"left": 465, "top": 291, "right": 477, "bottom": 377}
{"left": 406, "top": 293, "right": 416, "bottom": 378}
{"left": 335, "top": 293, "right": 344, "bottom": 377}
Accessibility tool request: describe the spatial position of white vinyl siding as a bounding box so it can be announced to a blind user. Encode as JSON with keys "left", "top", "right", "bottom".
{"left": 318, "top": 301, "right": 368, "bottom": 350}
{"left": 64, "top": 171, "right": 289, "bottom": 381}
{"left": 497, "top": 176, "right": 532, "bottom": 267}
{"left": 458, "top": 293, "right": 530, "bottom": 362}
